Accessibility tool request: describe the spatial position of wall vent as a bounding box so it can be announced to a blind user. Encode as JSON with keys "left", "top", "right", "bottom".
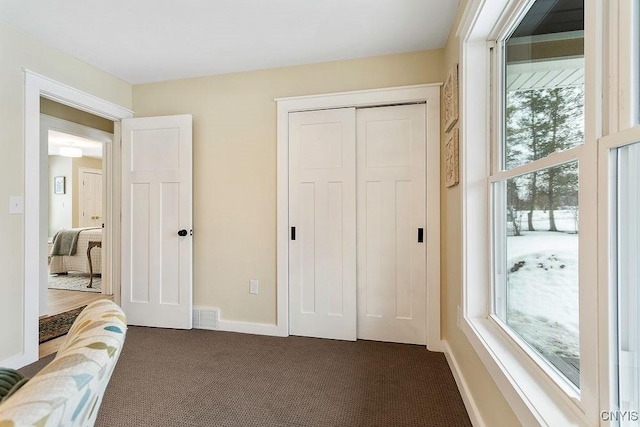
{"left": 192, "top": 307, "right": 220, "bottom": 330}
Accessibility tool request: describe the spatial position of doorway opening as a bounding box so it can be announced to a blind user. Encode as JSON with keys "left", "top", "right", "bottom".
{"left": 40, "top": 100, "right": 116, "bottom": 356}
{"left": 18, "top": 70, "right": 133, "bottom": 369}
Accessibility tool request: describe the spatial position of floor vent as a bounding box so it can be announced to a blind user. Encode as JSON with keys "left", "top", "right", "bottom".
{"left": 193, "top": 307, "right": 219, "bottom": 330}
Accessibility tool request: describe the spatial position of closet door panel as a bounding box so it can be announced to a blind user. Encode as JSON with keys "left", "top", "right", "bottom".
{"left": 289, "top": 108, "right": 356, "bottom": 341}
{"left": 357, "top": 104, "right": 427, "bottom": 345}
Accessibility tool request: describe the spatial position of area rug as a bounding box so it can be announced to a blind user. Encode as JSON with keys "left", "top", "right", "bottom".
{"left": 48, "top": 273, "right": 101, "bottom": 293}
{"left": 39, "top": 305, "right": 86, "bottom": 344}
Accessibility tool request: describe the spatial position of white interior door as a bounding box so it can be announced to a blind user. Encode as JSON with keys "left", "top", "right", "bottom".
{"left": 121, "top": 114, "right": 193, "bottom": 329}
{"left": 289, "top": 108, "right": 357, "bottom": 340}
{"left": 80, "top": 170, "right": 102, "bottom": 227}
{"left": 356, "top": 104, "right": 426, "bottom": 345}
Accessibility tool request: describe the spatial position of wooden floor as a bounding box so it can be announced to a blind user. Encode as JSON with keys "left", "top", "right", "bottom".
{"left": 44, "top": 289, "right": 112, "bottom": 317}
{"left": 39, "top": 335, "right": 68, "bottom": 359}
{"left": 39, "top": 289, "right": 113, "bottom": 358}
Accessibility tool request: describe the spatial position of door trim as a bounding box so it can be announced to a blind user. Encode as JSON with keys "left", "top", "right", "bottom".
{"left": 275, "top": 84, "right": 443, "bottom": 351}
{"left": 17, "top": 70, "right": 132, "bottom": 368}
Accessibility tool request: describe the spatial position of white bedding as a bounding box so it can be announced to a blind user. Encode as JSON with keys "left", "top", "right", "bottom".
{"left": 49, "top": 228, "right": 102, "bottom": 274}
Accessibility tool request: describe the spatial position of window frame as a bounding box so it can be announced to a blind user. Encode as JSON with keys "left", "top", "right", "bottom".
{"left": 608, "top": 0, "right": 640, "bottom": 131}
{"left": 459, "top": 0, "right": 603, "bottom": 424}
{"left": 599, "top": 0, "right": 640, "bottom": 418}
{"left": 598, "top": 127, "right": 640, "bottom": 425}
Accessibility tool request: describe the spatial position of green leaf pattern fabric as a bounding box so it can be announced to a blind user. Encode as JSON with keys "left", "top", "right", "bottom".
{"left": 0, "top": 300, "right": 127, "bottom": 427}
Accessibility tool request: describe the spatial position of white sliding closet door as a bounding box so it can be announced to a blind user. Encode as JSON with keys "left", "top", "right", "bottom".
{"left": 289, "top": 108, "right": 357, "bottom": 341}
{"left": 356, "top": 104, "right": 426, "bottom": 345}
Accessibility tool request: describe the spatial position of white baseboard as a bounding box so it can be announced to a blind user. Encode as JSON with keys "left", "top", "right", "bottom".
{"left": 1, "top": 352, "right": 31, "bottom": 370}
{"left": 443, "top": 341, "right": 486, "bottom": 427}
{"left": 218, "top": 319, "right": 286, "bottom": 337}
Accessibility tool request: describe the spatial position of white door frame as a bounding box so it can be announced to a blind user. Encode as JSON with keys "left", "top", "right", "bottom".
{"left": 18, "top": 70, "right": 133, "bottom": 368}
{"left": 275, "top": 84, "right": 443, "bottom": 351}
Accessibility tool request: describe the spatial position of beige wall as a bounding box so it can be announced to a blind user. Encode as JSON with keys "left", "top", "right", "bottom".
{"left": 133, "top": 50, "right": 444, "bottom": 324}
{"left": 47, "top": 154, "right": 103, "bottom": 237}
{"left": 48, "top": 156, "right": 73, "bottom": 237}
{"left": 0, "top": 20, "right": 131, "bottom": 362}
{"left": 41, "top": 98, "right": 114, "bottom": 133}
{"left": 441, "top": 2, "right": 521, "bottom": 426}
{"left": 71, "top": 157, "right": 103, "bottom": 227}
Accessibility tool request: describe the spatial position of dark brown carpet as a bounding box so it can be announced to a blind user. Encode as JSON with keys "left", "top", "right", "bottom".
{"left": 22, "top": 327, "right": 471, "bottom": 427}
{"left": 38, "top": 305, "right": 86, "bottom": 343}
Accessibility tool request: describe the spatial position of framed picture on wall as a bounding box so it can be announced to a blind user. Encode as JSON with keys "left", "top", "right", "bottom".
{"left": 54, "top": 176, "right": 66, "bottom": 195}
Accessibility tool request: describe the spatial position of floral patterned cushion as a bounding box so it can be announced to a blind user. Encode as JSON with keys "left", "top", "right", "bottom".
{"left": 0, "top": 300, "right": 127, "bottom": 427}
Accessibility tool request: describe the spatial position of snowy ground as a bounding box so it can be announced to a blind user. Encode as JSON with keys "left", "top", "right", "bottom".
{"left": 504, "top": 210, "right": 580, "bottom": 366}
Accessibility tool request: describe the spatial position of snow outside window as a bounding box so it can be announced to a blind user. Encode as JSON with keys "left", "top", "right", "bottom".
{"left": 492, "top": 0, "right": 584, "bottom": 390}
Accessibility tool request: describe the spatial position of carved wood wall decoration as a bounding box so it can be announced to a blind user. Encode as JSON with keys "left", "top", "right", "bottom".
{"left": 443, "top": 64, "right": 459, "bottom": 133}
{"left": 445, "top": 128, "right": 459, "bottom": 188}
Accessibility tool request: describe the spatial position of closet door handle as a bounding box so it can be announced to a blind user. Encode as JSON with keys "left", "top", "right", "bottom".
{"left": 291, "top": 227, "right": 296, "bottom": 240}
{"left": 418, "top": 228, "right": 424, "bottom": 243}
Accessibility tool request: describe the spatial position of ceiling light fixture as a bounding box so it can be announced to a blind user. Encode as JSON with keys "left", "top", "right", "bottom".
{"left": 59, "top": 146, "right": 83, "bottom": 158}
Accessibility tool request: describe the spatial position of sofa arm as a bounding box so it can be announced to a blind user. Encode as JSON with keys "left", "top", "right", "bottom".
{"left": 0, "top": 300, "right": 127, "bottom": 427}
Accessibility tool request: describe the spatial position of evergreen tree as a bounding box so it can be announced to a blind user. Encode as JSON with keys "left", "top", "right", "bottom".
{"left": 537, "top": 87, "right": 583, "bottom": 231}
{"left": 505, "top": 85, "right": 583, "bottom": 232}
{"left": 506, "top": 90, "right": 550, "bottom": 230}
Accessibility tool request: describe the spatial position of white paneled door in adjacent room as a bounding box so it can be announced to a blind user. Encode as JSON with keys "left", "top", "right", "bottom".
{"left": 288, "top": 104, "right": 427, "bottom": 345}
{"left": 121, "top": 115, "right": 193, "bottom": 329}
{"left": 80, "top": 169, "right": 103, "bottom": 228}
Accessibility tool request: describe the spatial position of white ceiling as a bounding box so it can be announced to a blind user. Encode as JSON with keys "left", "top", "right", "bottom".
{"left": 0, "top": 0, "right": 459, "bottom": 84}
{"left": 48, "top": 130, "right": 103, "bottom": 159}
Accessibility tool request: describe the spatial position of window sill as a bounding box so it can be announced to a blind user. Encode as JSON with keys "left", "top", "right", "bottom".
{"left": 461, "top": 315, "right": 588, "bottom": 426}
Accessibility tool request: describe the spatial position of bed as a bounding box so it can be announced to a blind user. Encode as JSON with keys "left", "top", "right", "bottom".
{"left": 49, "top": 227, "right": 102, "bottom": 275}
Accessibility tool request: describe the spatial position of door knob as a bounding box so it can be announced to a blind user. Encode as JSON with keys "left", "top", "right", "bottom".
{"left": 178, "top": 229, "right": 188, "bottom": 236}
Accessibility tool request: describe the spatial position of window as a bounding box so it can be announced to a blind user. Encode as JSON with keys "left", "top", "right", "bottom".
{"left": 459, "top": 0, "right": 602, "bottom": 424}
{"left": 609, "top": 1, "right": 640, "bottom": 425}
{"left": 461, "top": 0, "right": 640, "bottom": 424}
{"left": 492, "top": 0, "right": 585, "bottom": 389}
{"left": 614, "top": 142, "right": 640, "bottom": 426}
